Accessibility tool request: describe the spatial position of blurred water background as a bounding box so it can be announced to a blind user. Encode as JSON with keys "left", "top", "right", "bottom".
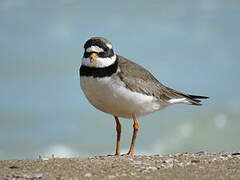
{"left": 0, "top": 0, "right": 240, "bottom": 160}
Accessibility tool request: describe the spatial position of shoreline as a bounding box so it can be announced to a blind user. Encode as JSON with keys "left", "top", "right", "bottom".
{"left": 0, "top": 152, "right": 240, "bottom": 179}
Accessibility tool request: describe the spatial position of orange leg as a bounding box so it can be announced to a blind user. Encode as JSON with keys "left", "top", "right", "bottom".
{"left": 127, "top": 114, "right": 139, "bottom": 156}
{"left": 114, "top": 116, "right": 121, "bottom": 155}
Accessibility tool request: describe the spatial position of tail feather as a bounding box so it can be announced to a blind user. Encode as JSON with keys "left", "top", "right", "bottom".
{"left": 183, "top": 94, "right": 209, "bottom": 105}
{"left": 165, "top": 87, "right": 209, "bottom": 105}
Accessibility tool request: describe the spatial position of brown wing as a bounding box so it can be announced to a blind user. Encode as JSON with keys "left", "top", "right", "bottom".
{"left": 116, "top": 55, "right": 208, "bottom": 105}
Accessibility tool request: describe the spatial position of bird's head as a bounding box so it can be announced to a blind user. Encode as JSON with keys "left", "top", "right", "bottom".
{"left": 82, "top": 37, "right": 116, "bottom": 68}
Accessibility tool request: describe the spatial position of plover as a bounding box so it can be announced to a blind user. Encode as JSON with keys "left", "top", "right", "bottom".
{"left": 80, "top": 37, "right": 208, "bottom": 156}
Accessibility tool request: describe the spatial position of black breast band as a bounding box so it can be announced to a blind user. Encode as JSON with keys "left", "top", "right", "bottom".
{"left": 80, "top": 57, "right": 118, "bottom": 78}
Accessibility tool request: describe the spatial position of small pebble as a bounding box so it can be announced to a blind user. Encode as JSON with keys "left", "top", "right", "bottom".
{"left": 121, "top": 173, "right": 127, "bottom": 176}
{"left": 108, "top": 175, "right": 115, "bottom": 179}
{"left": 196, "top": 151, "right": 206, "bottom": 155}
{"left": 84, "top": 173, "right": 92, "bottom": 178}
{"left": 130, "top": 172, "right": 136, "bottom": 176}
{"left": 9, "top": 165, "right": 19, "bottom": 169}
{"left": 23, "top": 174, "right": 33, "bottom": 179}
{"left": 148, "top": 166, "right": 158, "bottom": 171}
{"left": 164, "top": 158, "right": 173, "bottom": 164}
{"left": 39, "top": 154, "right": 58, "bottom": 160}
{"left": 211, "top": 158, "right": 217, "bottom": 161}
{"left": 134, "top": 161, "right": 143, "bottom": 165}
{"left": 191, "top": 159, "right": 200, "bottom": 163}
{"left": 232, "top": 152, "right": 240, "bottom": 157}
{"left": 221, "top": 154, "right": 228, "bottom": 158}
{"left": 177, "top": 163, "right": 184, "bottom": 167}
{"left": 34, "top": 173, "right": 43, "bottom": 179}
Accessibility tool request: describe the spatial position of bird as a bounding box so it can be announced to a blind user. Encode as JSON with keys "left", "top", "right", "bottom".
{"left": 79, "top": 37, "right": 208, "bottom": 156}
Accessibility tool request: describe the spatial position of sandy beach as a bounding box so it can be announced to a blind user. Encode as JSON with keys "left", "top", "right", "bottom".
{"left": 0, "top": 152, "right": 240, "bottom": 179}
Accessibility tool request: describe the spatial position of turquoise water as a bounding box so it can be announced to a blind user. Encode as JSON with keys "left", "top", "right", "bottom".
{"left": 0, "top": 0, "right": 240, "bottom": 159}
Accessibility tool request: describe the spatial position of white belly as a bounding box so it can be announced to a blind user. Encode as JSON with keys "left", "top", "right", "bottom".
{"left": 80, "top": 75, "right": 163, "bottom": 118}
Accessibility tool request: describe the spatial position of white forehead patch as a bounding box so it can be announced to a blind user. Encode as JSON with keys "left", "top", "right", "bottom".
{"left": 86, "top": 46, "right": 104, "bottom": 53}
{"left": 106, "top": 43, "right": 112, "bottom": 49}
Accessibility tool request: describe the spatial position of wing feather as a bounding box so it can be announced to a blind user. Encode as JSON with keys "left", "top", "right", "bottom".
{"left": 116, "top": 55, "right": 208, "bottom": 105}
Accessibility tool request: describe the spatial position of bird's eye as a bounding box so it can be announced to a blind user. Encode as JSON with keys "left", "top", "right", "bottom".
{"left": 98, "top": 52, "right": 105, "bottom": 57}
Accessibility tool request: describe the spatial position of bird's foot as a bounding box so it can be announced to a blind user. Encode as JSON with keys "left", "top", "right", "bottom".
{"left": 121, "top": 151, "right": 134, "bottom": 156}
